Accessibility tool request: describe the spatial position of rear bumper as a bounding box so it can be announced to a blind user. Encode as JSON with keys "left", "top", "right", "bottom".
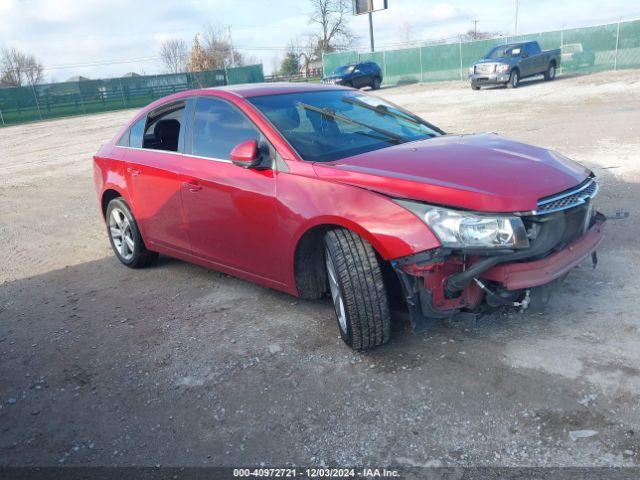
{"left": 470, "top": 73, "right": 510, "bottom": 86}
{"left": 480, "top": 216, "right": 605, "bottom": 290}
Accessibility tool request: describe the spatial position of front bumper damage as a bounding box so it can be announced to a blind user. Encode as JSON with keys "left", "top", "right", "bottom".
{"left": 393, "top": 211, "right": 605, "bottom": 333}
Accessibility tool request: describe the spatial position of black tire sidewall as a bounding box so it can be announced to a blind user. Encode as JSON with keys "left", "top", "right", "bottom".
{"left": 324, "top": 240, "right": 354, "bottom": 346}
{"left": 548, "top": 64, "right": 556, "bottom": 80}
{"left": 509, "top": 70, "right": 519, "bottom": 88}
{"left": 106, "top": 198, "right": 145, "bottom": 267}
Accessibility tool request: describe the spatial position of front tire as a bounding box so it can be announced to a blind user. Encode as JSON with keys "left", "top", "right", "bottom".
{"left": 372, "top": 77, "right": 381, "bottom": 90}
{"left": 106, "top": 197, "right": 158, "bottom": 268}
{"left": 471, "top": 84, "right": 481, "bottom": 90}
{"left": 324, "top": 229, "right": 391, "bottom": 350}
{"left": 507, "top": 70, "right": 520, "bottom": 88}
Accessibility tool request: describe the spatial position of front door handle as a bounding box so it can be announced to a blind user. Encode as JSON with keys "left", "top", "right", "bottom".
{"left": 127, "top": 167, "right": 140, "bottom": 176}
{"left": 183, "top": 180, "right": 202, "bottom": 192}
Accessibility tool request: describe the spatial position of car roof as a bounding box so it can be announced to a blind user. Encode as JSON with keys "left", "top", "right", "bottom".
{"left": 190, "top": 82, "right": 351, "bottom": 98}
{"left": 499, "top": 41, "right": 537, "bottom": 48}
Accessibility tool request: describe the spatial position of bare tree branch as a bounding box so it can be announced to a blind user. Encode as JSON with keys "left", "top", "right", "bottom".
{"left": 308, "top": 0, "right": 355, "bottom": 55}
{"left": 201, "top": 23, "right": 244, "bottom": 69}
{"left": 159, "top": 38, "right": 188, "bottom": 74}
{"left": 1, "top": 47, "right": 43, "bottom": 86}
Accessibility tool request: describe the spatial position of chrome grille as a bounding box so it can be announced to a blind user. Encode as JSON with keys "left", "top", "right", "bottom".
{"left": 536, "top": 178, "right": 598, "bottom": 214}
{"left": 475, "top": 63, "right": 495, "bottom": 74}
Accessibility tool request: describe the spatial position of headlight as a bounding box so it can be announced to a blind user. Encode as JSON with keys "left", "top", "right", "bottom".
{"left": 395, "top": 200, "right": 529, "bottom": 250}
{"left": 496, "top": 64, "right": 510, "bottom": 73}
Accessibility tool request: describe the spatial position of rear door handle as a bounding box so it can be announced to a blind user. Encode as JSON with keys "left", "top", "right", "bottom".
{"left": 127, "top": 167, "right": 140, "bottom": 176}
{"left": 182, "top": 180, "right": 202, "bottom": 192}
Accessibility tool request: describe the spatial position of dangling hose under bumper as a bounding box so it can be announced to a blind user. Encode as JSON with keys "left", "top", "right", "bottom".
{"left": 444, "top": 213, "right": 566, "bottom": 298}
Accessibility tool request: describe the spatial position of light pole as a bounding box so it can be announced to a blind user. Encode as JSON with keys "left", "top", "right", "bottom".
{"left": 368, "top": 11, "right": 374, "bottom": 52}
{"left": 471, "top": 19, "right": 479, "bottom": 39}
{"left": 514, "top": 0, "right": 520, "bottom": 36}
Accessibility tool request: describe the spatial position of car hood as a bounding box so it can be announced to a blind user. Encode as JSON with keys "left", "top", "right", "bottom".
{"left": 312, "top": 134, "right": 591, "bottom": 213}
{"left": 476, "top": 57, "right": 512, "bottom": 64}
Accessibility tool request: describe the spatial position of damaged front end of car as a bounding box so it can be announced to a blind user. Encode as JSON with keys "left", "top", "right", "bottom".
{"left": 391, "top": 177, "right": 605, "bottom": 332}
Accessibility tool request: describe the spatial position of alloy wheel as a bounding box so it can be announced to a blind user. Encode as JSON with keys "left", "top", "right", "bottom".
{"left": 109, "top": 208, "right": 135, "bottom": 261}
{"left": 325, "top": 249, "right": 347, "bottom": 334}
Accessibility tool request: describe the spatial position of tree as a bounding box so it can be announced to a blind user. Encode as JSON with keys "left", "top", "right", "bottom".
{"left": 308, "top": 0, "right": 355, "bottom": 56}
{"left": 188, "top": 35, "right": 212, "bottom": 72}
{"left": 280, "top": 47, "right": 300, "bottom": 76}
{"left": 1, "top": 47, "right": 44, "bottom": 86}
{"left": 294, "top": 35, "right": 318, "bottom": 76}
{"left": 461, "top": 29, "right": 500, "bottom": 42}
{"left": 159, "top": 38, "right": 188, "bottom": 74}
{"left": 201, "top": 23, "right": 244, "bottom": 69}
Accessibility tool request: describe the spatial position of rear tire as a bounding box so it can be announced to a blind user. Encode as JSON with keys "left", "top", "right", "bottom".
{"left": 106, "top": 197, "right": 158, "bottom": 268}
{"left": 324, "top": 229, "right": 391, "bottom": 351}
{"left": 471, "top": 85, "right": 481, "bottom": 90}
{"left": 544, "top": 63, "right": 556, "bottom": 81}
{"left": 507, "top": 70, "right": 520, "bottom": 88}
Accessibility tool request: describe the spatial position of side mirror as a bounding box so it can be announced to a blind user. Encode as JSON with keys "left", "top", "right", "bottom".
{"left": 230, "top": 139, "right": 260, "bottom": 168}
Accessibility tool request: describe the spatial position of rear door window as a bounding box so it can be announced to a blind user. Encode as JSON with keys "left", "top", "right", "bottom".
{"left": 141, "top": 102, "right": 186, "bottom": 152}
{"left": 526, "top": 43, "right": 541, "bottom": 56}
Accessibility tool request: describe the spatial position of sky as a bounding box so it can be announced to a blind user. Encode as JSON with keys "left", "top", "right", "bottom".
{"left": 0, "top": 0, "right": 638, "bottom": 80}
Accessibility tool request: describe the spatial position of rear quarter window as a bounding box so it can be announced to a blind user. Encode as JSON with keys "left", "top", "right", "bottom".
{"left": 129, "top": 116, "right": 146, "bottom": 149}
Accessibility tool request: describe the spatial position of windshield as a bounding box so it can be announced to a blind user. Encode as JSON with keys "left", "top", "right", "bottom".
{"left": 484, "top": 45, "right": 522, "bottom": 59}
{"left": 249, "top": 90, "right": 443, "bottom": 162}
{"left": 333, "top": 65, "right": 355, "bottom": 75}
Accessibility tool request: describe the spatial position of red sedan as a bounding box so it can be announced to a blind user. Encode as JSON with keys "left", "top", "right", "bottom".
{"left": 94, "top": 83, "right": 604, "bottom": 350}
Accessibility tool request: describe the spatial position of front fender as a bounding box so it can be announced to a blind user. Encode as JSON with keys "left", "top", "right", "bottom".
{"left": 277, "top": 171, "right": 440, "bottom": 290}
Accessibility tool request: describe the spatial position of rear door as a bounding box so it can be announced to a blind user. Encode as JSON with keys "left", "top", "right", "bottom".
{"left": 124, "top": 101, "right": 191, "bottom": 253}
{"left": 179, "top": 96, "right": 281, "bottom": 281}
{"left": 352, "top": 65, "right": 368, "bottom": 88}
{"left": 516, "top": 45, "right": 535, "bottom": 77}
{"left": 527, "top": 42, "right": 545, "bottom": 74}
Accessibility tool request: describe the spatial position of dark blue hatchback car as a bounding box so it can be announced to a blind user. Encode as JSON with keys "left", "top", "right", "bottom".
{"left": 321, "top": 61, "right": 383, "bottom": 90}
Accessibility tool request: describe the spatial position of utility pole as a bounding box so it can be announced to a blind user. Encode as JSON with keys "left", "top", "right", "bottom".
{"left": 471, "top": 19, "right": 479, "bottom": 39}
{"left": 514, "top": 0, "right": 519, "bottom": 36}
{"left": 228, "top": 25, "right": 236, "bottom": 68}
{"left": 368, "top": 12, "right": 375, "bottom": 52}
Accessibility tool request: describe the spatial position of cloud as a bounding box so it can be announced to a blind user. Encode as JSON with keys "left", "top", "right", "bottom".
{"left": 0, "top": 0, "right": 638, "bottom": 78}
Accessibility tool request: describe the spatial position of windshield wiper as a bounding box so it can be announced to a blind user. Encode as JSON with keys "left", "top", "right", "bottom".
{"left": 342, "top": 97, "right": 419, "bottom": 125}
{"left": 297, "top": 102, "right": 405, "bottom": 144}
{"left": 342, "top": 97, "right": 444, "bottom": 136}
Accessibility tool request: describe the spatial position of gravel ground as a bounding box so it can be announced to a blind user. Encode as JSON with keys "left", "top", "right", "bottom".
{"left": 1, "top": 71, "right": 639, "bottom": 467}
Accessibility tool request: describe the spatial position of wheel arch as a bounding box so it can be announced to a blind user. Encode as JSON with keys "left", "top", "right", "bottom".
{"left": 291, "top": 216, "right": 405, "bottom": 299}
{"left": 101, "top": 188, "right": 125, "bottom": 219}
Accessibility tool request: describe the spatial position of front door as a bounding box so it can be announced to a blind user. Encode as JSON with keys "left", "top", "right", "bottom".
{"left": 179, "top": 96, "right": 281, "bottom": 282}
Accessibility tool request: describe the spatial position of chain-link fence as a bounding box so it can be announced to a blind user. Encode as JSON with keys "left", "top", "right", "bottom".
{"left": 323, "top": 19, "right": 640, "bottom": 87}
{"left": 0, "top": 64, "right": 264, "bottom": 127}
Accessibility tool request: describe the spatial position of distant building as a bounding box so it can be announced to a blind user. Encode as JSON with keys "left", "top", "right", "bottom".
{"left": 65, "top": 75, "right": 91, "bottom": 82}
{"left": 299, "top": 60, "right": 323, "bottom": 78}
{"left": 122, "top": 72, "right": 141, "bottom": 78}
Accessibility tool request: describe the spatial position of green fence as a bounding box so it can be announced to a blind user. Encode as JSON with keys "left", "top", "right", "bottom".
{"left": 0, "top": 64, "right": 264, "bottom": 127}
{"left": 323, "top": 19, "right": 640, "bottom": 86}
